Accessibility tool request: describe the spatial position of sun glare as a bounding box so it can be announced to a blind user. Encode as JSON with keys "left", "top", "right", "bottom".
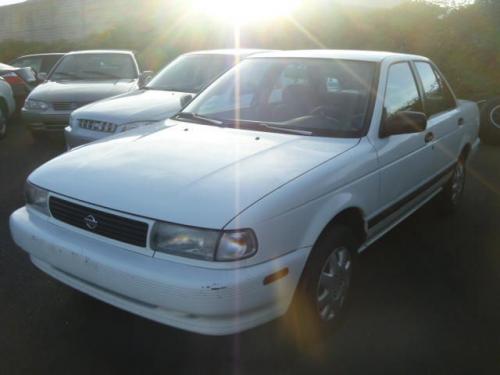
{"left": 192, "top": 0, "right": 301, "bottom": 25}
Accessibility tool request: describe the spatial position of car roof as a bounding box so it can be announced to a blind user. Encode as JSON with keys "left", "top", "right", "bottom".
{"left": 250, "top": 49, "right": 428, "bottom": 62}
{"left": 14, "top": 53, "right": 65, "bottom": 59}
{"left": 185, "top": 49, "right": 274, "bottom": 58}
{"left": 66, "top": 50, "right": 134, "bottom": 56}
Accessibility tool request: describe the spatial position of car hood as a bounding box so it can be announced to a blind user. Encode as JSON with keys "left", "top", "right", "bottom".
{"left": 28, "top": 79, "right": 137, "bottom": 103}
{"left": 72, "top": 89, "right": 189, "bottom": 124}
{"left": 29, "top": 121, "right": 360, "bottom": 228}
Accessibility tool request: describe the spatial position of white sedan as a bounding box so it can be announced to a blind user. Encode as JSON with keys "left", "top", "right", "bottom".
{"left": 10, "top": 50, "right": 479, "bottom": 336}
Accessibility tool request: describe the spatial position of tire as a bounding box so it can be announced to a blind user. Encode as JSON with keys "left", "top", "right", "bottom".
{"left": 437, "top": 158, "right": 466, "bottom": 215}
{"left": 0, "top": 109, "right": 6, "bottom": 140}
{"left": 285, "top": 225, "right": 357, "bottom": 342}
{"left": 479, "top": 97, "right": 500, "bottom": 146}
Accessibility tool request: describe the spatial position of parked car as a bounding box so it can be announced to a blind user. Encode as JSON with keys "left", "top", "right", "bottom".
{"left": 0, "top": 63, "right": 38, "bottom": 111}
{"left": 479, "top": 96, "right": 500, "bottom": 145}
{"left": 21, "top": 50, "right": 152, "bottom": 140}
{"left": 9, "top": 53, "right": 65, "bottom": 76}
{"left": 65, "top": 49, "right": 269, "bottom": 149}
{"left": 10, "top": 50, "right": 480, "bottom": 337}
{"left": 0, "top": 77, "right": 16, "bottom": 138}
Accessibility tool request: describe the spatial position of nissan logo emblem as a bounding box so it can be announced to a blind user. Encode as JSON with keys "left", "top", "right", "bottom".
{"left": 84, "top": 214, "right": 98, "bottom": 230}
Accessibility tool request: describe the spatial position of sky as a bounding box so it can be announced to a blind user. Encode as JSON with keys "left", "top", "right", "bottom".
{"left": 0, "top": 0, "right": 25, "bottom": 6}
{"left": 0, "top": 0, "right": 476, "bottom": 7}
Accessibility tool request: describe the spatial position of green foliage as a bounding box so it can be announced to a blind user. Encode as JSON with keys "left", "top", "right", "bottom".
{"left": 0, "top": 0, "right": 498, "bottom": 98}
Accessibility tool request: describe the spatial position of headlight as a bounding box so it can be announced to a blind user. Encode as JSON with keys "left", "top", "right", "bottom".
{"left": 216, "top": 230, "right": 258, "bottom": 261}
{"left": 24, "top": 182, "right": 50, "bottom": 215}
{"left": 151, "top": 222, "right": 220, "bottom": 260}
{"left": 25, "top": 99, "right": 49, "bottom": 111}
{"left": 118, "top": 121, "right": 156, "bottom": 133}
{"left": 151, "top": 222, "right": 257, "bottom": 261}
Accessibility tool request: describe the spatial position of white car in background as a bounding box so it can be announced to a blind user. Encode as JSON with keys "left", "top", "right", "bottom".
{"left": 0, "top": 76, "right": 16, "bottom": 139}
{"left": 10, "top": 50, "right": 479, "bottom": 337}
{"left": 65, "top": 49, "right": 269, "bottom": 149}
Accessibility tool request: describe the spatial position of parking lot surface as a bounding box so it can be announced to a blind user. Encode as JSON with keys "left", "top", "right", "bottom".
{"left": 1, "top": 121, "right": 499, "bottom": 374}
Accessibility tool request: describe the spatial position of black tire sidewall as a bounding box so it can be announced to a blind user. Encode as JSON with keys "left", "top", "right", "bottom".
{"left": 438, "top": 160, "right": 466, "bottom": 214}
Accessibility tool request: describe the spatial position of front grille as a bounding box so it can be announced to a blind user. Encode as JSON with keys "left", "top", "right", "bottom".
{"left": 52, "top": 102, "right": 86, "bottom": 111}
{"left": 49, "top": 197, "right": 148, "bottom": 247}
{"left": 79, "top": 119, "right": 117, "bottom": 133}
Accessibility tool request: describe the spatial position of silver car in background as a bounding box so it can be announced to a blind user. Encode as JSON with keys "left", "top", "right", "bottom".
{"left": 65, "top": 49, "right": 268, "bottom": 149}
{"left": 22, "top": 50, "right": 151, "bottom": 140}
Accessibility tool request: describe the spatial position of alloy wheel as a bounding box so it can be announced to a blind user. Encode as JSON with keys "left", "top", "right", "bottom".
{"left": 316, "top": 246, "right": 352, "bottom": 322}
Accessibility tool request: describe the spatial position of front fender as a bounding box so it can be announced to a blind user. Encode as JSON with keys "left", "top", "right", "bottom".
{"left": 226, "top": 138, "right": 379, "bottom": 264}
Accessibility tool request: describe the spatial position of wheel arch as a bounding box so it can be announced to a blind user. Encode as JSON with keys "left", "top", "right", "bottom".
{"left": 313, "top": 207, "right": 367, "bottom": 251}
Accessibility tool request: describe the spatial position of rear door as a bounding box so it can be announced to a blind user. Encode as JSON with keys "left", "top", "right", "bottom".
{"left": 413, "top": 61, "right": 461, "bottom": 173}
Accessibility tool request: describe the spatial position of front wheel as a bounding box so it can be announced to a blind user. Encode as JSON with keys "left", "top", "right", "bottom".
{"left": 286, "top": 225, "right": 357, "bottom": 341}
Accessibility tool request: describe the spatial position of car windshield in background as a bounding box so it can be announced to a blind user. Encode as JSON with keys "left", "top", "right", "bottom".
{"left": 181, "top": 58, "right": 376, "bottom": 138}
{"left": 10, "top": 56, "right": 42, "bottom": 72}
{"left": 146, "top": 54, "right": 235, "bottom": 93}
{"left": 50, "top": 54, "right": 137, "bottom": 81}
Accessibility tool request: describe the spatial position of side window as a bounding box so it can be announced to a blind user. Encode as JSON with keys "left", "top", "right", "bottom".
{"left": 415, "top": 62, "right": 456, "bottom": 117}
{"left": 41, "top": 56, "right": 62, "bottom": 74}
{"left": 384, "top": 62, "right": 423, "bottom": 119}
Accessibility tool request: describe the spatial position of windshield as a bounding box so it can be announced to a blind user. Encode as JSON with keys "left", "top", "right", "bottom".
{"left": 49, "top": 54, "right": 137, "bottom": 81}
{"left": 146, "top": 54, "right": 235, "bottom": 93}
{"left": 181, "top": 58, "right": 376, "bottom": 137}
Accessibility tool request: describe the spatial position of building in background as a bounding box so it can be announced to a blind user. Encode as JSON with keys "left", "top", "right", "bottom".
{"left": 0, "top": 0, "right": 147, "bottom": 42}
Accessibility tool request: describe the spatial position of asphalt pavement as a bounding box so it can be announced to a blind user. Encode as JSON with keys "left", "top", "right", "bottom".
{"left": 0, "top": 120, "right": 498, "bottom": 374}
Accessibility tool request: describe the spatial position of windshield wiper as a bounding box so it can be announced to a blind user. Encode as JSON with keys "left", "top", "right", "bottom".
{"left": 82, "top": 70, "right": 121, "bottom": 79}
{"left": 234, "top": 120, "right": 313, "bottom": 136}
{"left": 175, "top": 112, "right": 224, "bottom": 126}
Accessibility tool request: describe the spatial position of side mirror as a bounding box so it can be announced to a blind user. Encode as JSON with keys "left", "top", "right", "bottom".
{"left": 37, "top": 72, "right": 48, "bottom": 83}
{"left": 180, "top": 94, "right": 193, "bottom": 108}
{"left": 138, "top": 71, "right": 154, "bottom": 88}
{"left": 380, "top": 111, "right": 427, "bottom": 138}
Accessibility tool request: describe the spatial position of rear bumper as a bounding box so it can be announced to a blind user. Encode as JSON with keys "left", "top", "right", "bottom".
{"left": 10, "top": 207, "right": 308, "bottom": 335}
{"left": 21, "top": 108, "right": 70, "bottom": 132}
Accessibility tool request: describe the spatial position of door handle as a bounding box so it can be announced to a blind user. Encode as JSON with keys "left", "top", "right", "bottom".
{"left": 458, "top": 117, "right": 465, "bottom": 126}
{"left": 425, "top": 132, "right": 434, "bottom": 143}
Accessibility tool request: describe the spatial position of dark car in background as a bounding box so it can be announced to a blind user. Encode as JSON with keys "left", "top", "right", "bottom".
{"left": 21, "top": 50, "right": 151, "bottom": 140}
{"left": 9, "top": 53, "right": 65, "bottom": 77}
{"left": 0, "top": 63, "right": 38, "bottom": 111}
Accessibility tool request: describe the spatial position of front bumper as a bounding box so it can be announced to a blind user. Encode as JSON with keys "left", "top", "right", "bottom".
{"left": 64, "top": 126, "right": 106, "bottom": 149}
{"left": 21, "top": 108, "right": 70, "bottom": 132}
{"left": 10, "top": 207, "right": 308, "bottom": 335}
